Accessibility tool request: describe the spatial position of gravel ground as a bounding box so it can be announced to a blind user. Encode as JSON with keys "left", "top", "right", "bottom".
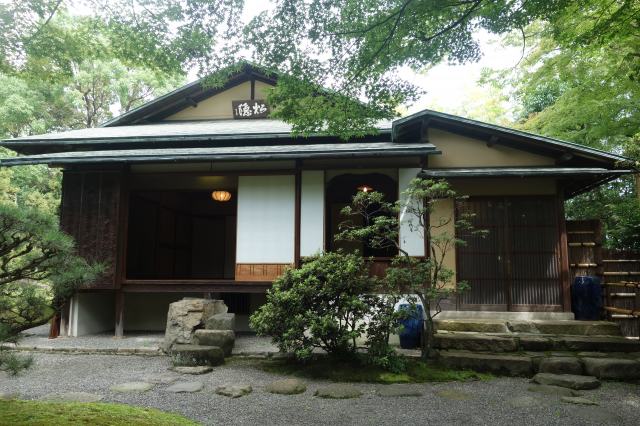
{"left": 15, "top": 325, "right": 279, "bottom": 355}
{"left": 1, "top": 352, "right": 639, "bottom": 426}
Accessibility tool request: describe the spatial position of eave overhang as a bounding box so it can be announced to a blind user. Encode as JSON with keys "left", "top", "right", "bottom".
{"left": 0, "top": 142, "right": 439, "bottom": 167}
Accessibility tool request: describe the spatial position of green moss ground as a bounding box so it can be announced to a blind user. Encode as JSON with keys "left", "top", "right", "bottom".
{"left": 231, "top": 356, "right": 493, "bottom": 384}
{"left": 0, "top": 400, "right": 199, "bottom": 426}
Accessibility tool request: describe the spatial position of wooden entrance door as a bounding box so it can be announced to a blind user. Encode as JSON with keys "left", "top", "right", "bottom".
{"left": 456, "top": 197, "right": 563, "bottom": 311}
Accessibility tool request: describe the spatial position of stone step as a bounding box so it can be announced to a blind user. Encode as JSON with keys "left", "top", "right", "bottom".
{"left": 435, "top": 332, "right": 640, "bottom": 353}
{"left": 435, "top": 319, "right": 622, "bottom": 336}
{"left": 437, "top": 350, "right": 640, "bottom": 379}
{"left": 438, "top": 351, "right": 533, "bottom": 377}
{"left": 193, "top": 329, "right": 235, "bottom": 356}
{"left": 170, "top": 344, "right": 224, "bottom": 367}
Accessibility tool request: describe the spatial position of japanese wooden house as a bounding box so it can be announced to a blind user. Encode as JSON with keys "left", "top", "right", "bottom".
{"left": 0, "top": 64, "right": 633, "bottom": 337}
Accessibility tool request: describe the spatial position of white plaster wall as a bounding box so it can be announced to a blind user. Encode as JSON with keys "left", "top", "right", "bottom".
{"left": 70, "top": 292, "right": 114, "bottom": 337}
{"left": 398, "top": 168, "right": 425, "bottom": 256}
{"left": 236, "top": 175, "right": 295, "bottom": 263}
{"left": 300, "top": 170, "right": 325, "bottom": 256}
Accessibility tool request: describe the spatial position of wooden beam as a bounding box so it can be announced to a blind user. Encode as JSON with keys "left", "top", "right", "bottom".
{"left": 294, "top": 161, "right": 302, "bottom": 267}
{"left": 487, "top": 135, "right": 499, "bottom": 148}
{"left": 115, "top": 290, "right": 124, "bottom": 338}
{"left": 250, "top": 79, "right": 255, "bottom": 100}
{"left": 557, "top": 188, "right": 571, "bottom": 312}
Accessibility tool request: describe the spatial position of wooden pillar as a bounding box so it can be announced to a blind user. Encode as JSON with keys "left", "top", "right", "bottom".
{"left": 557, "top": 188, "right": 571, "bottom": 312}
{"left": 294, "top": 162, "right": 302, "bottom": 268}
{"left": 115, "top": 290, "right": 124, "bottom": 338}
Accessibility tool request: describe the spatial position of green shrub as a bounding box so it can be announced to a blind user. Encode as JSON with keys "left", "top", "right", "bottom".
{"left": 250, "top": 251, "right": 372, "bottom": 360}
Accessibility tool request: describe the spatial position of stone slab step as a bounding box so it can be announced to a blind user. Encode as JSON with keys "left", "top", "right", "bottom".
{"left": 170, "top": 344, "right": 224, "bottom": 367}
{"left": 438, "top": 351, "right": 533, "bottom": 377}
{"left": 532, "top": 373, "right": 601, "bottom": 390}
{"left": 436, "top": 319, "right": 621, "bottom": 336}
{"left": 435, "top": 333, "right": 640, "bottom": 353}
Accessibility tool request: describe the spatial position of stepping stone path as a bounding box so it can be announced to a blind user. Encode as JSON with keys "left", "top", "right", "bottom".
{"left": 314, "top": 384, "right": 363, "bottom": 399}
{"left": 532, "top": 373, "right": 600, "bottom": 390}
{"left": 377, "top": 385, "right": 423, "bottom": 397}
{"left": 110, "top": 382, "right": 154, "bottom": 393}
{"left": 434, "top": 389, "right": 472, "bottom": 401}
{"left": 527, "top": 384, "right": 580, "bottom": 397}
{"left": 561, "top": 396, "right": 599, "bottom": 406}
{"left": 165, "top": 381, "right": 204, "bottom": 393}
{"left": 170, "top": 344, "right": 224, "bottom": 367}
{"left": 266, "top": 378, "right": 307, "bottom": 395}
{"left": 171, "top": 366, "right": 213, "bottom": 375}
{"left": 215, "top": 384, "right": 253, "bottom": 398}
{"left": 40, "top": 392, "right": 104, "bottom": 403}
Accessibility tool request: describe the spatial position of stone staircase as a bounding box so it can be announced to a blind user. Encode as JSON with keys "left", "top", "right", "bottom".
{"left": 431, "top": 319, "right": 640, "bottom": 380}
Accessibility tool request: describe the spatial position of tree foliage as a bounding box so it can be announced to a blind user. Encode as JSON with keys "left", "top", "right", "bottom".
{"left": 338, "top": 179, "right": 484, "bottom": 358}
{"left": 0, "top": 203, "right": 102, "bottom": 334}
{"left": 250, "top": 251, "right": 372, "bottom": 360}
{"left": 481, "top": 0, "right": 640, "bottom": 249}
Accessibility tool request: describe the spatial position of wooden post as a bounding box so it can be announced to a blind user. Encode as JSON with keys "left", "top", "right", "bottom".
{"left": 557, "top": 190, "right": 571, "bottom": 312}
{"left": 115, "top": 290, "right": 124, "bottom": 338}
{"left": 294, "top": 161, "right": 302, "bottom": 268}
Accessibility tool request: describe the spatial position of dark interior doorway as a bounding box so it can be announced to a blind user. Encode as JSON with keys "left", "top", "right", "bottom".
{"left": 126, "top": 190, "right": 236, "bottom": 280}
{"left": 325, "top": 173, "right": 398, "bottom": 257}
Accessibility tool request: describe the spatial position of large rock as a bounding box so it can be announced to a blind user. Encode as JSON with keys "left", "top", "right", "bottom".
{"left": 538, "top": 357, "right": 584, "bottom": 375}
{"left": 582, "top": 357, "right": 640, "bottom": 380}
{"left": 162, "top": 298, "right": 228, "bottom": 351}
{"left": 170, "top": 344, "right": 224, "bottom": 367}
{"left": 193, "top": 329, "right": 235, "bottom": 356}
{"left": 531, "top": 373, "right": 600, "bottom": 390}
{"left": 438, "top": 351, "right": 533, "bottom": 377}
{"left": 265, "top": 378, "right": 307, "bottom": 395}
{"left": 205, "top": 313, "right": 236, "bottom": 331}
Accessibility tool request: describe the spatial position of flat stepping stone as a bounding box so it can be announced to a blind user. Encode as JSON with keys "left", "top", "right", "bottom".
{"left": 438, "top": 351, "right": 533, "bottom": 376}
{"left": 145, "top": 373, "right": 179, "bottom": 384}
{"left": 532, "top": 373, "right": 600, "bottom": 390}
{"left": 40, "top": 392, "right": 104, "bottom": 403}
{"left": 538, "top": 357, "right": 583, "bottom": 375}
{"left": 434, "top": 389, "right": 472, "bottom": 401}
{"left": 527, "top": 384, "right": 580, "bottom": 397}
{"left": 265, "top": 378, "right": 307, "bottom": 395}
{"left": 215, "top": 384, "right": 252, "bottom": 398}
{"left": 110, "top": 382, "right": 154, "bottom": 393}
{"left": 171, "top": 366, "right": 213, "bottom": 375}
{"left": 377, "top": 385, "right": 423, "bottom": 397}
{"left": 561, "top": 396, "right": 598, "bottom": 406}
{"left": 165, "top": 381, "right": 204, "bottom": 393}
{"left": 314, "top": 384, "right": 362, "bottom": 399}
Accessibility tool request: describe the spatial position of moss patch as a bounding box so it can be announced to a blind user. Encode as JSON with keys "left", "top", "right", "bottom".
{"left": 0, "top": 400, "right": 199, "bottom": 426}
{"left": 232, "top": 356, "right": 493, "bottom": 384}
